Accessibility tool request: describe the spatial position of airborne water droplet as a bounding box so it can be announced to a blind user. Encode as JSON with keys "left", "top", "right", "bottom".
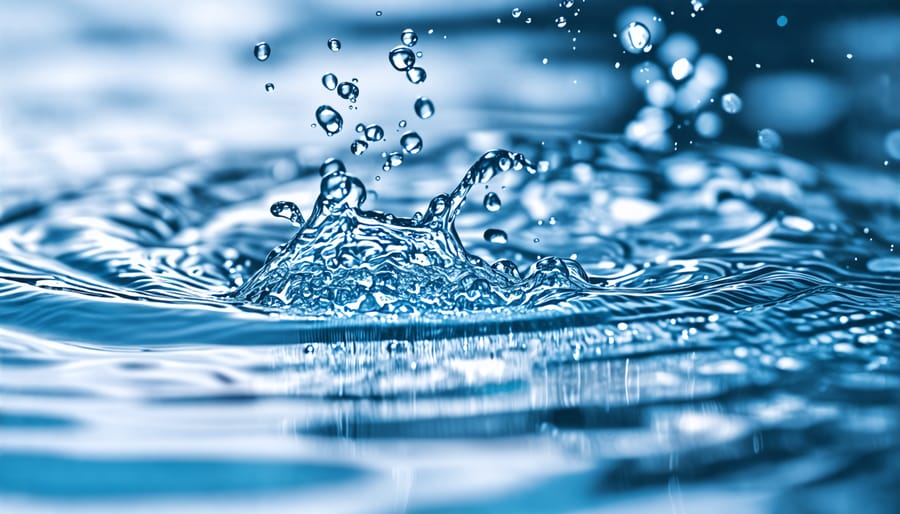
{"left": 351, "top": 139, "right": 368, "bottom": 155}
{"left": 406, "top": 67, "right": 427, "bottom": 84}
{"left": 511, "top": 8, "right": 522, "bottom": 18}
{"left": 337, "top": 81, "right": 360, "bottom": 102}
{"left": 265, "top": 82, "right": 275, "bottom": 92}
{"left": 389, "top": 46, "right": 416, "bottom": 71}
{"left": 483, "top": 192, "right": 501, "bottom": 212}
{"left": 355, "top": 123, "right": 365, "bottom": 133}
{"left": 555, "top": 16, "right": 567, "bottom": 28}
{"left": 365, "top": 124, "right": 385, "bottom": 142}
{"left": 401, "top": 28, "right": 418, "bottom": 47}
{"left": 721, "top": 92, "right": 743, "bottom": 114}
{"left": 414, "top": 97, "right": 434, "bottom": 119}
{"left": 319, "top": 157, "right": 346, "bottom": 177}
{"left": 327, "top": 38, "right": 341, "bottom": 52}
{"left": 757, "top": 128, "right": 783, "bottom": 151}
{"left": 621, "top": 22, "right": 651, "bottom": 54}
{"left": 398, "top": 120, "right": 407, "bottom": 128}
{"left": 322, "top": 73, "right": 338, "bottom": 91}
{"left": 254, "top": 42, "right": 271, "bottom": 61}
{"left": 270, "top": 201, "right": 304, "bottom": 225}
{"left": 315, "top": 105, "right": 343, "bottom": 136}
{"left": 400, "top": 131, "right": 423, "bottom": 154}
{"left": 484, "top": 228, "right": 508, "bottom": 244}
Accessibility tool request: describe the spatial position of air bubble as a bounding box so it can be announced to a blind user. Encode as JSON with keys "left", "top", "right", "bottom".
{"left": 406, "top": 67, "right": 427, "bottom": 84}
{"left": 414, "top": 97, "right": 434, "bottom": 119}
{"left": 484, "top": 228, "right": 508, "bottom": 244}
{"left": 351, "top": 140, "right": 368, "bottom": 155}
{"left": 337, "top": 81, "right": 360, "bottom": 102}
{"left": 400, "top": 131, "right": 423, "bottom": 154}
{"left": 355, "top": 123, "right": 365, "bottom": 133}
{"left": 757, "top": 128, "right": 783, "bottom": 151}
{"left": 254, "top": 42, "right": 270, "bottom": 61}
{"left": 398, "top": 120, "right": 407, "bottom": 128}
{"left": 322, "top": 73, "right": 338, "bottom": 91}
{"left": 270, "top": 201, "right": 304, "bottom": 225}
{"left": 315, "top": 105, "right": 343, "bottom": 136}
{"left": 401, "top": 28, "right": 418, "bottom": 47}
{"left": 389, "top": 46, "right": 416, "bottom": 71}
{"left": 376, "top": 10, "right": 382, "bottom": 16}
{"left": 327, "top": 38, "right": 341, "bottom": 52}
{"left": 721, "top": 92, "right": 743, "bottom": 114}
{"left": 621, "top": 22, "right": 651, "bottom": 54}
{"left": 365, "top": 124, "right": 385, "bottom": 141}
{"left": 265, "top": 82, "right": 275, "bottom": 92}
{"left": 483, "top": 192, "right": 501, "bottom": 212}
{"left": 776, "top": 15, "right": 788, "bottom": 27}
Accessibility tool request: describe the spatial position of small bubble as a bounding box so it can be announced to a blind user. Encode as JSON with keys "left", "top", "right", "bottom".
{"left": 389, "top": 46, "right": 416, "bottom": 71}
{"left": 322, "top": 73, "right": 338, "bottom": 91}
{"left": 315, "top": 105, "right": 343, "bottom": 136}
{"left": 776, "top": 15, "right": 788, "bottom": 27}
{"left": 270, "top": 201, "right": 304, "bottom": 225}
{"left": 254, "top": 42, "right": 271, "bottom": 61}
{"left": 416, "top": 51, "right": 423, "bottom": 58}
{"left": 400, "top": 131, "right": 423, "bottom": 154}
{"left": 406, "top": 67, "right": 427, "bottom": 84}
{"left": 671, "top": 57, "right": 693, "bottom": 80}
{"left": 387, "top": 151, "right": 404, "bottom": 166}
{"left": 621, "top": 22, "right": 651, "bottom": 54}
{"left": 327, "top": 38, "right": 341, "bottom": 52}
{"left": 401, "top": 28, "right": 418, "bottom": 47}
{"left": 846, "top": 53, "right": 854, "bottom": 60}
{"left": 721, "top": 92, "right": 743, "bottom": 114}
{"left": 414, "top": 97, "right": 435, "bottom": 119}
{"left": 364, "top": 124, "right": 385, "bottom": 141}
{"left": 351, "top": 139, "right": 368, "bottom": 155}
{"left": 398, "top": 120, "right": 407, "bottom": 128}
{"left": 533, "top": 237, "right": 541, "bottom": 244}
{"left": 555, "top": 16, "right": 567, "bottom": 28}
{"left": 265, "top": 82, "right": 275, "bottom": 92}
{"left": 484, "top": 228, "right": 508, "bottom": 244}
{"left": 511, "top": 7, "right": 522, "bottom": 18}
{"left": 483, "top": 192, "right": 501, "bottom": 212}
{"left": 319, "top": 157, "right": 346, "bottom": 177}
{"left": 355, "top": 123, "right": 365, "bottom": 133}
{"left": 336, "top": 81, "right": 360, "bottom": 102}
{"left": 376, "top": 10, "right": 382, "bottom": 16}
{"left": 757, "top": 128, "right": 783, "bottom": 151}
{"left": 542, "top": 57, "right": 549, "bottom": 64}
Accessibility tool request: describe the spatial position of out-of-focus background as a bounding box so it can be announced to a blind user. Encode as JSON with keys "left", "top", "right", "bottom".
{"left": 2, "top": 0, "right": 899, "bottom": 192}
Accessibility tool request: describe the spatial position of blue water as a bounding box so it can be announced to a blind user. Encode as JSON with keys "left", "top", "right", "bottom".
{"left": 2, "top": 1, "right": 899, "bottom": 513}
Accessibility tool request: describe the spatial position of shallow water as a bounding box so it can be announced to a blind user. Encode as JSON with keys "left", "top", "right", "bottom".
{"left": 2, "top": 1, "right": 899, "bottom": 513}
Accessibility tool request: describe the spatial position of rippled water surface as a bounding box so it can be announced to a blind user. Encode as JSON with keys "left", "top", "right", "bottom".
{"left": 2, "top": 1, "right": 899, "bottom": 513}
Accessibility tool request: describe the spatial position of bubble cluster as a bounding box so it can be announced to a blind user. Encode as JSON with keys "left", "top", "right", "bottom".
{"left": 337, "top": 81, "right": 360, "bottom": 102}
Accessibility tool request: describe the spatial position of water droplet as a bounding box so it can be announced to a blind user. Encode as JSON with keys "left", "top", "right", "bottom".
{"left": 846, "top": 53, "right": 854, "bottom": 60}
{"left": 364, "top": 124, "right": 384, "bottom": 142}
{"left": 327, "top": 38, "right": 341, "bottom": 52}
{"left": 265, "top": 82, "right": 275, "bottom": 92}
{"left": 511, "top": 7, "right": 522, "bottom": 18}
{"left": 484, "top": 228, "right": 508, "bottom": 244}
{"left": 533, "top": 237, "right": 541, "bottom": 244}
{"left": 401, "top": 28, "right": 418, "bottom": 47}
{"left": 375, "top": 10, "right": 382, "bottom": 16}
{"left": 483, "top": 192, "right": 501, "bottom": 212}
{"left": 757, "top": 128, "right": 783, "bottom": 151}
{"left": 389, "top": 46, "right": 416, "bottom": 71}
{"left": 387, "top": 151, "right": 404, "bottom": 166}
{"left": 406, "top": 67, "right": 427, "bottom": 84}
{"left": 319, "top": 157, "right": 346, "bottom": 177}
{"left": 398, "top": 120, "right": 407, "bottom": 128}
{"left": 884, "top": 130, "right": 900, "bottom": 159}
{"left": 315, "top": 105, "right": 343, "bottom": 136}
{"left": 416, "top": 51, "right": 423, "bottom": 58}
{"left": 322, "top": 73, "right": 338, "bottom": 91}
{"left": 621, "top": 22, "right": 651, "bottom": 54}
{"left": 270, "top": 201, "right": 304, "bottom": 225}
{"left": 414, "top": 97, "right": 434, "bottom": 119}
{"left": 776, "top": 15, "right": 788, "bottom": 27}
{"left": 351, "top": 139, "right": 368, "bottom": 155}
{"left": 721, "top": 92, "right": 743, "bottom": 114}
{"left": 355, "top": 123, "right": 365, "bottom": 133}
{"left": 542, "top": 57, "right": 549, "bottom": 64}
{"left": 322, "top": 173, "right": 366, "bottom": 208}
{"left": 400, "top": 131, "right": 423, "bottom": 154}
{"left": 671, "top": 57, "right": 693, "bottom": 80}
{"left": 254, "top": 42, "right": 271, "bottom": 61}
{"left": 337, "top": 81, "right": 360, "bottom": 102}
{"left": 555, "top": 16, "right": 567, "bottom": 28}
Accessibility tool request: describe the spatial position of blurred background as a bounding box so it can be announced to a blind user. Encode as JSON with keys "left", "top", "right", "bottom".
{"left": 2, "top": 0, "right": 899, "bottom": 194}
